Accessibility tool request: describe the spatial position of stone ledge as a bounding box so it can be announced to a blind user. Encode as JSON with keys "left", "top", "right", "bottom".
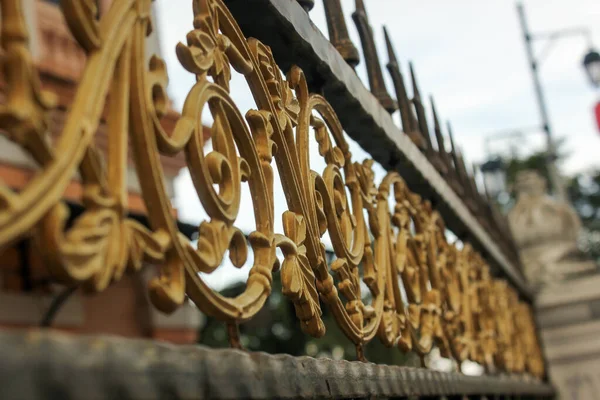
{"left": 537, "top": 302, "right": 592, "bottom": 329}
{"left": 0, "top": 329, "right": 554, "bottom": 399}
{"left": 536, "top": 274, "right": 600, "bottom": 309}
{"left": 543, "top": 320, "right": 600, "bottom": 363}
{"left": 543, "top": 319, "right": 600, "bottom": 348}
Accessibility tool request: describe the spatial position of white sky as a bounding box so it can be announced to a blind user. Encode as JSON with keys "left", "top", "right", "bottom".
{"left": 153, "top": 0, "right": 600, "bottom": 285}
{"left": 156, "top": 0, "right": 600, "bottom": 171}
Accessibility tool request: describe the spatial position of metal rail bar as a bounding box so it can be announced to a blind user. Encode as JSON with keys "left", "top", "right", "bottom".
{"left": 0, "top": 330, "right": 555, "bottom": 399}
{"left": 223, "top": 0, "right": 533, "bottom": 300}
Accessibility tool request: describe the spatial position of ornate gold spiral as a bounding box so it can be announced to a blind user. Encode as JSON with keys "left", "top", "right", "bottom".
{"left": 0, "top": 0, "right": 545, "bottom": 378}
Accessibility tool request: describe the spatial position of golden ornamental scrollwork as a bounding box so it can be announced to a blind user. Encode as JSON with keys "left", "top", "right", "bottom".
{"left": 0, "top": 0, "right": 544, "bottom": 378}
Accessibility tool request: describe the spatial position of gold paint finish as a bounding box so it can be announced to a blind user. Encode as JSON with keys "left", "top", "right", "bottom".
{"left": 0, "top": 0, "right": 543, "bottom": 378}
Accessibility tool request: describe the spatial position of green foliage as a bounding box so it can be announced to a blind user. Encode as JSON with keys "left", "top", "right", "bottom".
{"left": 568, "top": 171, "right": 600, "bottom": 264}
{"left": 503, "top": 137, "right": 568, "bottom": 194}
{"left": 505, "top": 151, "right": 550, "bottom": 193}
{"left": 198, "top": 275, "right": 417, "bottom": 365}
{"left": 568, "top": 171, "right": 600, "bottom": 230}
{"left": 198, "top": 278, "right": 307, "bottom": 355}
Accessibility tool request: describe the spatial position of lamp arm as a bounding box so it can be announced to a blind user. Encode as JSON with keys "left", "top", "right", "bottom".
{"left": 531, "top": 27, "right": 593, "bottom": 66}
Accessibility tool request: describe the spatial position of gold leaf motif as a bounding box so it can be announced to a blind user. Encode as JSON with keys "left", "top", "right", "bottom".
{"left": 276, "top": 211, "right": 325, "bottom": 337}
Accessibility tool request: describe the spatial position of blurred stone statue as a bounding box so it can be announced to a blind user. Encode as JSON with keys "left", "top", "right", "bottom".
{"left": 508, "top": 170, "right": 596, "bottom": 291}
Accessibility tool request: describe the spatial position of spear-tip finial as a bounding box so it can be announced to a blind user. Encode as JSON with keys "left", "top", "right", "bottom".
{"left": 409, "top": 62, "right": 421, "bottom": 99}
{"left": 430, "top": 95, "right": 450, "bottom": 163}
{"left": 447, "top": 121, "right": 456, "bottom": 152}
{"left": 383, "top": 26, "right": 398, "bottom": 65}
{"left": 355, "top": 0, "right": 367, "bottom": 15}
{"left": 430, "top": 95, "right": 441, "bottom": 130}
{"left": 352, "top": 0, "right": 397, "bottom": 114}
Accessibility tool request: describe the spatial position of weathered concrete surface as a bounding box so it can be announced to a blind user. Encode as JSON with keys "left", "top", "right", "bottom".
{"left": 0, "top": 329, "right": 554, "bottom": 399}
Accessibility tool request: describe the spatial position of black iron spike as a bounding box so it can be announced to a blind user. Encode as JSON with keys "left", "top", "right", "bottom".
{"left": 352, "top": 0, "right": 397, "bottom": 113}
{"left": 382, "top": 27, "right": 426, "bottom": 149}
{"left": 383, "top": 26, "right": 397, "bottom": 65}
{"left": 465, "top": 157, "right": 482, "bottom": 215}
{"left": 483, "top": 181, "right": 513, "bottom": 257}
{"left": 474, "top": 163, "right": 501, "bottom": 230}
{"left": 472, "top": 161, "right": 495, "bottom": 235}
{"left": 456, "top": 149, "right": 471, "bottom": 189}
{"left": 447, "top": 122, "right": 461, "bottom": 176}
{"left": 408, "top": 62, "right": 434, "bottom": 151}
{"left": 409, "top": 62, "right": 421, "bottom": 98}
{"left": 452, "top": 138, "right": 478, "bottom": 213}
{"left": 323, "top": 0, "right": 360, "bottom": 67}
{"left": 446, "top": 121, "right": 467, "bottom": 197}
{"left": 430, "top": 96, "right": 451, "bottom": 175}
{"left": 472, "top": 162, "right": 488, "bottom": 207}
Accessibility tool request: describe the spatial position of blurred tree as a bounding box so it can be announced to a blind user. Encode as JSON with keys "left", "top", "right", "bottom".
{"left": 198, "top": 273, "right": 419, "bottom": 366}
{"left": 568, "top": 171, "right": 600, "bottom": 264}
{"left": 198, "top": 277, "right": 307, "bottom": 355}
{"left": 503, "top": 138, "right": 568, "bottom": 198}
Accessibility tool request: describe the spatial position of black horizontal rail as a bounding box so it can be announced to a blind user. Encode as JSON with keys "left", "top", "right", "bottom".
{"left": 223, "top": 0, "right": 533, "bottom": 301}
{"left": 0, "top": 330, "right": 554, "bottom": 399}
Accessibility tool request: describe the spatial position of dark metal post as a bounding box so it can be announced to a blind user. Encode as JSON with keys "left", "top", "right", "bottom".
{"left": 323, "top": 0, "right": 360, "bottom": 67}
{"left": 516, "top": 2, "right": 566, "bottom": 201}
{"left": 352, "top": 0, "right": 397, "bottom": 113}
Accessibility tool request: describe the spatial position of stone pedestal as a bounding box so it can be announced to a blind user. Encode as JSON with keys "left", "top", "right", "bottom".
{"left": 537, "top": 274, "right": 600, "bottom": 399}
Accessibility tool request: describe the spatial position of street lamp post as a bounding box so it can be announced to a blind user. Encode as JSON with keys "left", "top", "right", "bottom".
{"left": 516, "top": 2, "right": 598, "bottom": 202}
{"left": 480, "top": 157, "right": 507, "bottom": 200}
{"left": 583, "top": 49, "right": 600, "bottom": 87}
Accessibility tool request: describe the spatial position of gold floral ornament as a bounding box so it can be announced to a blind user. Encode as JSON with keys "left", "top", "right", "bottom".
{"left": 177, "top": 0, "right": 387, "bottom": 351}
{"left": 0, "top": 0, "right": 59, "bottom": 248}
{"left": 292, "top": 75, "right": 385, "bottom": 356}
{"left": 0, "top": 0, "right": 547, "bottom": 378}
{"left": 0, "top": 0, "right": 171, "bottom": 293}
{"left": 374, "top": 173, "right": 446, "bottom": 361}
{"left": 275, "top": 212, "right": 325, "bottom": 337}
{"left": 145, "top": 0, "right": 279, "bottom": 321}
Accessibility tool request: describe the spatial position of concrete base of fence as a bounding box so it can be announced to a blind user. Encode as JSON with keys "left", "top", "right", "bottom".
{"left": 0, "top": 329, "right": 554, "bottom": 399}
